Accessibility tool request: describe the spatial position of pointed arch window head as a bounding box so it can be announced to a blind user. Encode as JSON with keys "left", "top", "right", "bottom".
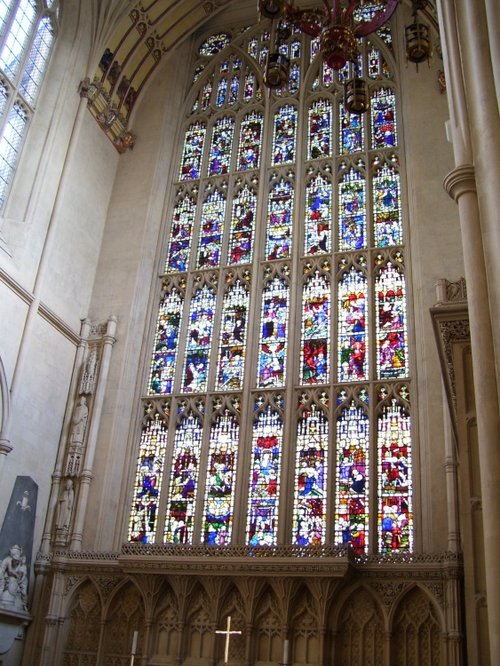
{"left": 130, "top": 19, "right": 414, "bottom": 556}
{"left": 0, "top": 0, "right": 59, "bottom": 209}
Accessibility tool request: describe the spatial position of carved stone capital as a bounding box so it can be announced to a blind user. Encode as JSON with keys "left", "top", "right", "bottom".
{"left": 0, "top": 437, "right": 12, "bottom": 455}
{"left": 443, "top": 165, "right": 476, "bottom": 202}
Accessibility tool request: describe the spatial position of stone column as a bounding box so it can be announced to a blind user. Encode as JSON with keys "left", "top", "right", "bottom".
{"left": 70, "top": 316, "right": 117, "bottom": 550}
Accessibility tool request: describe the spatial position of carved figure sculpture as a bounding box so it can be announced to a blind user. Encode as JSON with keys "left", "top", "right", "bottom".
{"left": 56, "top": 479, "right": 75, "bottom": 531}
{"left": 69, "top": 396, "right": 89, "bottom": 446}
{"left": 0, "top": 545, "right": 28, "bottom": 611}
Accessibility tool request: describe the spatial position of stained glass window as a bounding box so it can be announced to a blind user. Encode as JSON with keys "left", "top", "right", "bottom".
{"left": 293, "top": 403, "right": 329, "bottom": 545}
{"left": 266, "top": 178, "right": 293, "bottom": 260}
{"left": 0, "top": 0, "right": 58, "bottom": 209}
{"left": 131, "top": 20, "right": 413, "bottom": 556}
{"left": 199, "top": 33, "right": 230, "bottom": 56}
{"left": 300, "top": 270, "right": 330, "bottom": 384}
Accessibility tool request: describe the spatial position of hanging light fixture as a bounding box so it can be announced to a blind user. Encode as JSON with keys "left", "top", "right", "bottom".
{"left": 264, "top": 51, "right": 291, "bottom": 88}
{"left": 405, "top": 1, "right": 432, "bottom": 65}
{"left": 344, "top": 74, "right": 369, "bottom": 114}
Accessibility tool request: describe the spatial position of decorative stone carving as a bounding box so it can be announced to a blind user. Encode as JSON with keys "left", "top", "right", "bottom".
{"left": 0, "top": 545, "right": 28, "bottom": 611}
{"left": 66, "top": 397, "right": 88, "bottom": 476}
{"left": 55, "top": 479, "right": 75, "bottom": 545}
{"left": 80, "top": 348, "right": 98, "bottom": 395}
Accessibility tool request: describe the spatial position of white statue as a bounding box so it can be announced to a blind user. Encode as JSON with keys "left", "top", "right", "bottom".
{"left": 69, "top": 396, "right": 89, "bottom": 447}
{"left": 80, "top": 348, "right": 98, "bottom": 394}
{"left": 56, "top": 478, "right": 75, "bottom": 531}
{"left": 0, "top": 545, "right": 28, "bottom": 611}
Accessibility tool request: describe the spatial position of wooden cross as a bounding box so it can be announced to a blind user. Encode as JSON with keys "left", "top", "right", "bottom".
{"left": 215, "top": 615, "right": 242, "bottom": 664}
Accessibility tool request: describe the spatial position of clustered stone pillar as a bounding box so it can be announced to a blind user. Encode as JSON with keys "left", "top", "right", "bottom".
{"left": 438, "top": 0, "right": 500, "bottom": 659}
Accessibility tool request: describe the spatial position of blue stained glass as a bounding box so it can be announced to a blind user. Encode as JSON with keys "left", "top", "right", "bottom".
{"left": 272, "top": 105, "right": 297, "bottom": 164}
{"left": 199, "top": 33, "right": 230, "bottom": 56}
{"left": 266, "top": 179, "right": 293, "bottom": 260}
{"left": 257, "top": 277, "right": 289, "bottom": 388}
{"left": 310, "top": 37, "right": 320, "bottom": 60}
{"left": 338, "top": 268, "right": 368, "bottom": 382}
{"left": 228, "top": 75, "right": 239, "bottom": 105}
{"left": 202, "top": 413, "right": 239, "bottom": 544}
{"left": 179, "top": 122, "right": 206, "bottom": 181}
{"left": 165, "top": 195, "right": 196, "bottom": 272}
{"left": 228, "top": 184, "right": 256, "bottom": 264}
{"left": 291, "top": 39, "right": 301, "bottom": 59}
{"left": 197, "top": 189, "right": 226, "bottom": 268}
{"left": 376, "top": 262, "right": 408, "bottom": 379}
{"left": 208, "top": 116, "right": 234, "bottom": 176}
{"left": 220, "top": 61, "right": 229, "bottom": 73}
{"left": 340, "top": 103, "right": 364, "bottom": 154}
{"left": 216, "top": 280, "right": 250, "bottom": 390}
{"left": 148, "top": 289, "right": 183, "bottom": 395}
{"left": 308, "top": 99, "right": 332, "bottom": 160}
{"left": 339, "top": 169, "right": 366, "bottom": 250}
{"left": 248, "top": 38, "right": 258, "bottom": 59}
{"left": 182, "top": 286, "right": 216, "bottom": 392}
{"left": 371, "top": 88, "right": 397, "bottom": 148}
{"left": 243, "top": 71, "right": 256, "bottom": 101}
{"left": 238, "top": 111, "right": 262, "bottom": 171}
{"left": 129, "top": 417, "right": 168, "bottom": 544}
{"left": 300, "top": 272, "right": 330, "bottom": 384}
{"left": 293, "top": 406, "right": 328, "bottom": 545}
{"left": 305, "top": 174, "right": 332, "bottom": 254}
{"left": 289, "top": 63, "right": 300, "bottom": 94}
{"left": 200, "top": 77, "right": 213, "bottom": 111}
{"left": 335, "top": 402, "right": 370, "bottom": 554}
{"left": 373, "top": 164, "right": 402, "bottom": 246}
{"left": 246, "top": 406, "right": 283, "bottom": 546}
{"left": 323, "top": 61, "right": 334, "bottom": 86}
{"left": 164, "top": 413, "right": 203, "bottom": 543}
{"left": 216, "top": 77, "right": 227, "bottom": 107}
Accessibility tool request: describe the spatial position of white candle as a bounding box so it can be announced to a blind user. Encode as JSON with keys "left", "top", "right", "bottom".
{"left": 283, "top": 639, "right": 289, "bottom": 665}
{"left": 131, "top": 630, "right": 138, "bottom": 655}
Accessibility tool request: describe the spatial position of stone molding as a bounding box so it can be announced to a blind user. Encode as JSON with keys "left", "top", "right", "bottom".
{"left": 443, "top": 164, "right": 476, "bottom": 201}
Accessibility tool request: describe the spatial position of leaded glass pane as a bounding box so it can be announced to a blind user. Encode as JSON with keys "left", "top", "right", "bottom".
{"left": 292, "top": 405, "right": 328, "bottom": 544}
{"left": 376, "top": 261, "right": 408, "bottom": 379}
{"left": 208, "top": 116, "right": 234, "bottom": 176}
{"left": 200, "top": 76, "right": 213, "bottom": 111}
{"left": 243, "top": 71, "right": 255, "bottom": 101}
{"left": 378, "top": 399, "right": 412, "bottom": 553}
{"left": 300, "top": 271, "right": 330, "bottom": 384}
{"left": 246, "top": 405, "right": 283, "bottom": 545}
{"left": 304, "top": 173, "right": 331, "bottom": 254}
{"left": 202, "top": 412, "right": 239, "bottom": 544}
{"left": 0, "top": 0, "right": 36, "bottom": 80}
{"left": 148, "top": 288, "right": 183, "bottom": 395}
{"left": 0, "top": 1, "right": 12, "bottom": 39}
{"left": 0, "top": 79, "right": 9, "bottom": 121}
{"left": 340, "top": 103, "right": 364, "bottom": 154}
{"left": 335, "top": 401, "right": 369, "bottom": 554}
{"left": 371, "top": 87, "right": 397, "bottom": 148}
{"left": 338, "top": 267, "right": 368, "bottom": 382}
{"left": 20, "top": 15, "right": 54, "bottom": 106}
{"left": 373, "top": 163, "right": 402, "bottom": 246}
{"left": 182, "top": 286, "right": 216, "bottom": 392}
{"left": 165, "top": 195, "right": 196, "bottom": 273}
{"left": 228, "top": 183, "right": 256, "bottom": 264}
{"left": 196, "top": 189, "right": 226, "bottom": 268}
{"left": 272, "top": 104, "right": 297, "bottom": 164}
{"left": 308, "top": 98, "right": 332, "bottom": 160}
{"left": 257, "top": 277, "right": 289, "bottom": 388}
{"left": 216, "top": 280, "right": 250, "bottom": 391}
{"left": 237, "top": 111, "right": 262, "bottom": 171}
{"left": 289, "top": 63, "right": 300, "bottom": 95}
{"left": 0, "top": 101, "right": 27, "bottom": 207}
{"left": 338, "top": 168, "right": 366, "bottom": 250}
{"left": 179, "top": 122, "right": 206, "bottom": 181}
{"left": 199, "top": 33, "right": 230, "bottom": 56}
{"left": 164, "top": 413, "right": 203, "bottom": 543}
{"left": 128, "top": 417, "right": 168, "bottom": 543}
{"left": 266, "top": 179, "right": 293, "bottom": 260}
{"left": 216, "top": 77, "right": 227, "bottom": 107}
{"left": 228, "top": 75, "right": 239, "bottom": 105}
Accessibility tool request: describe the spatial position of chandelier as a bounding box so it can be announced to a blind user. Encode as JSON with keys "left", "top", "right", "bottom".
{"left": 258, "top": 0, "right": 432, "bottom": 113}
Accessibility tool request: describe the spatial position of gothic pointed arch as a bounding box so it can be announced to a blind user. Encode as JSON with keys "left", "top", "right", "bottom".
{"left": 62, "top": 578, "right": 103, "bottom": 664}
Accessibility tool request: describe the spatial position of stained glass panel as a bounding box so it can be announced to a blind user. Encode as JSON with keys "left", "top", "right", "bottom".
{"left": 228, "top": 183, "right": 256, "bottom": 265}
{"left": 378, "top": 399, "right": 412, "bottom": 553}
{"left": 216, "top": 280, "right": 250, "bottom": 390}
{"left": 182, "top": 286, "right": 216, "bottom": 392}
{"left": 128, "top": 417, "right": 168, "bottom": 543}
{"left": 293, "top": 405, "right": 328, "bottom": 545}
{"left": 308, "top": 98, "right": 332, "bottom": 160}
{"left": 199, "top": 33, "right": 230, "bottom": 56}
{"left": 202, "top": 412, "right": 239, "bottom": 544}
{"left": 300, "top": 271, "right": 330, "bottom": 384}
{"left": 0, "top": 102, "right": 27, "bottom": 208}
{"left": 200, "top": 77, "right": 213, "bottom": 111}
{"left": 338, "top": 168, "right": 366, "bottom": 250}
{"left": 289, "top": 63, "right": 300, "bottom": 94}
{"left": 148, "top": 288, "right": 183, "bottom": 395}
{"left": 373, "top": 164, "right": 402, "bottom": 246}
{"left": 20, "top": 15, "right": 54, "bottom": 106}
{"left": 196, "top": 189, "right": 226, "bottom": 268}
{"left": 165, "top": 195, "right": 196, "bottom": 273}
{"left": 246, "top": 406, "right": 283, "bottom": 545}
{"left": 266, "top": 179, "right": 293, "bottom": 260}
{"left": 338, "top": 268, "right": 368, "bottom": 382}
{"left": 304, "top": 174, "right": 332, "bottom": 254}
{"left": 228, "top": 75, "right": 239, "bottom": 105}
{"left": 371, "top": 88, "right": 397, "bottom": 148}
{"left": 0, "top": 0, "right": 36, "bottom": 80}
{"left": 179, "top": 122, "right": 206, "bottom": 181}
{"left": 238, "top": 111, "right": 262, "bottom": 171}
{"left": 335, "top": 401, "right": 369, "bottom": 554}
{"left": 272, "top": 104, "right": 297, "bottom": 164}
{"left": 164, "top": 413, "right": 203, "bottom": 543}
{"left": 340, "top": 103, "right": 364, "bottom": 154}
{"left": 257, "top": 277, "right": 289, "bottom": 388}
{"left": 243, "top": 71, "right": 256, "bottom": 101}
{"left": 208, "top": 116, "right": 234, "bottom": 176}
{"left": 216, "top": 77, "right": 227, "bottom": 107}
{"left": 376, "top": 261, "right": 408, "bottom": 379}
